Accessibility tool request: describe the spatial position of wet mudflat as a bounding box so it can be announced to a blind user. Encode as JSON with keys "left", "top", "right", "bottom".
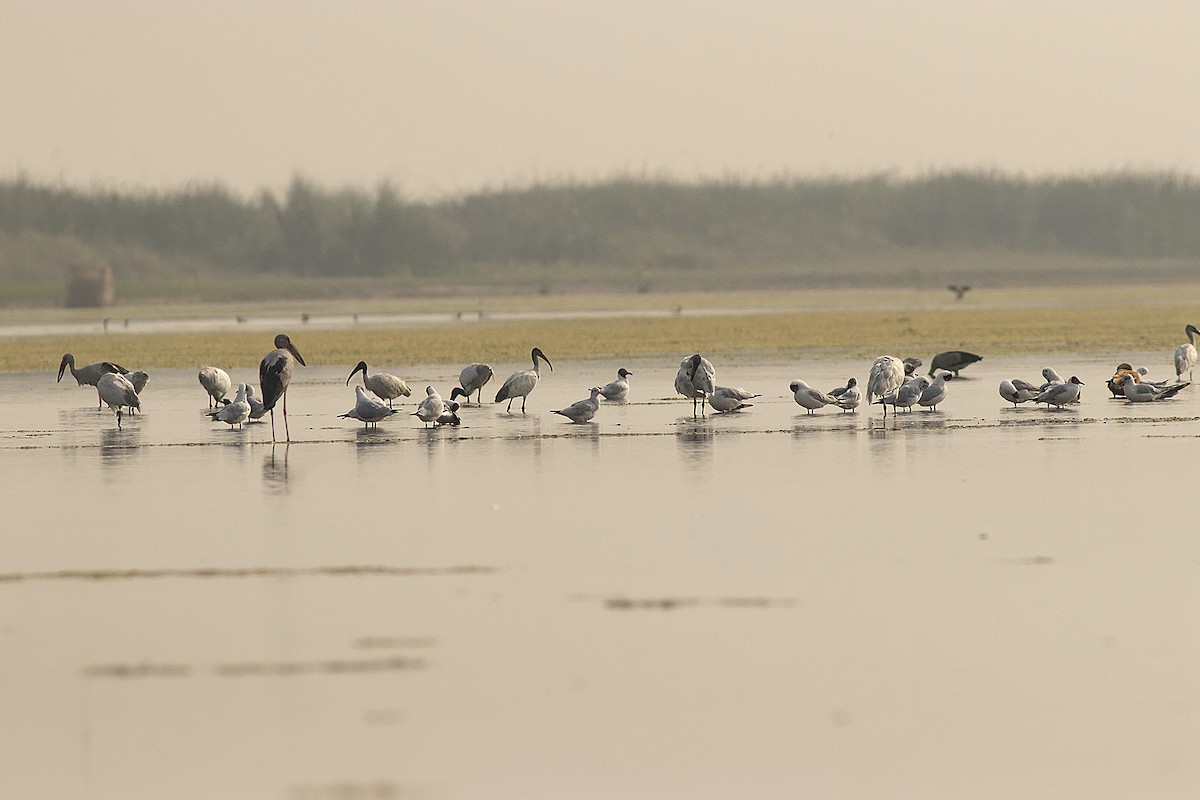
{"left": 2, "top": 352, "right": 1198, "bottom": 799}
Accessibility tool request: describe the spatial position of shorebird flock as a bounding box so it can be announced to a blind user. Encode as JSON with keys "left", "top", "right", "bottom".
{"left": 54, "top": 325, "right": 1199, "bottom": 436}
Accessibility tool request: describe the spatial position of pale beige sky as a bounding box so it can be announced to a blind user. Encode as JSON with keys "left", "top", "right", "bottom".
{"left": 3, "top": 1, "right": 1199, "bottom": 198}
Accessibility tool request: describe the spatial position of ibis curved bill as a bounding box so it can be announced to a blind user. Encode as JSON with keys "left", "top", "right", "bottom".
{"left": 495, "top": 348, "right": 552, "bottom": 413}
{"left": 450, "top": 364, "right": 494, "bottom": 405}
{"left": 58, "top": 354, "right": 128, "bottom": 409}
{"left": 346, "top": 361, "right": 411, "bottom": 406}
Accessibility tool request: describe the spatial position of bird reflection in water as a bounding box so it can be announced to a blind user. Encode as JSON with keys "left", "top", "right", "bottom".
{"left": 99, "top": 426, "right": 142, "bottom": 472}
{"left": 675, "top": 420, "right": 714, "bottom": 469}
{"left": 262, "top": 444, "right": 291, "bottom": 494}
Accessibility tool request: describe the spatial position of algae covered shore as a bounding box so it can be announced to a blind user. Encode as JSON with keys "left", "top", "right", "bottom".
{"left": 2, "top": 285, "right": 1198, "bottom": 372}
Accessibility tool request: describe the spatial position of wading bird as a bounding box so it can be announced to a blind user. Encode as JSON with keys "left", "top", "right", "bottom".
{"left": 122, "top": 370, "right": 149, "bottom": 413}
{"left": 57, "top": 354, "right": 128, "bottom": 409}
{"left": 495, "top": 348, "right": 553, "bottom": 413}
{"left": 340, "top": 385, "right": 399, "bottom": 427}
{"left": 436, "top": 401, "right": 462, "bottom": 426}
{"left": 210, "top": 383, "right": 251, "bottom": 429}
{"left": 917, "top": 372, "right": 953, "bottom": 411}
{"left": 1175, "top": 324, "right": 1199, "bottom": 382}
{"left": 599, "top": 368, "right": 633, "bottom": 401}
{"left": 245, "top": 384, "right": 266, "bottom": 420}
{"left": 346, "top": 361, "right": 410, "bottom": 406}
{"left": 97, "top": 372, "right": 140, "bottom": 429}
{"left": 553, "top": 387, "right": 603, "bottom": 423}
{"left": 830, "top": 377, "right": 862, "bottom": 412}
{"left": 259, "top": 333, "right": 306, "bottom": 442}
{"left": 450, "top": 363, "right": 494, "bottom": 405}
{"left": 675, "top": 354, "right": 715, "bottom": 416}
{"left": 198, "top": 366, "right": 232, "bottom": 408}
{"left": 929, "top": 350, "right": 982, "bottom": 376}
{"left": 874, "top": 375, "right": 931, "bottom": 414}
{"left": 1124, "top": 377, "right": 1188, "bottom": 403}
{"left": 867, "top": 356, "right": 905, "bottom": 408}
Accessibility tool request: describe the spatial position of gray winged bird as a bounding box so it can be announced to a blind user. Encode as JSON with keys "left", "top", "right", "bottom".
{"left": 259, "top": 333, "right": 306, "bottom": 442}
{"left": 495, "top": 348, "right": 552, "bottom": 413}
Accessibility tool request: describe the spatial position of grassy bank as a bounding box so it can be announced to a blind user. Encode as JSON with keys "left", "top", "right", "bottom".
{"left": 5, "top": 286, "right": 1199, "bottom": 372}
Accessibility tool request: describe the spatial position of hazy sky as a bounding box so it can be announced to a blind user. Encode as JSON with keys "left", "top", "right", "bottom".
{"left": 4, "top": 1, "right": 1199, "bottom": 198}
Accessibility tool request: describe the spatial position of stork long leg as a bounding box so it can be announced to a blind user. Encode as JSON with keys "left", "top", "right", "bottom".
{"left": 283, "top": 390, "right": 290, "bottom": 442}
{"left": 521, "top": 396, "right": 527, "bottom": 414}
{"left": 270, "top": 409, "right": 277, "bottom": 442}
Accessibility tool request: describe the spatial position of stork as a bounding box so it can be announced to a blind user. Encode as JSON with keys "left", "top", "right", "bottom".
{"left": 259, "top": 333, "right": 306, "bottom": 442}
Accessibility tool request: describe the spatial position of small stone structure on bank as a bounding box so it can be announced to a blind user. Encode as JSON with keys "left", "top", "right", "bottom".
{"left": 65, "top": 262, "right": 115, "bottom": 307}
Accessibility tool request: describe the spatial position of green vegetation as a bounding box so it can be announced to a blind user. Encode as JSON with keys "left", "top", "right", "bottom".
{"left": 2, "top": 171, "right": 1200, "bottom": 306}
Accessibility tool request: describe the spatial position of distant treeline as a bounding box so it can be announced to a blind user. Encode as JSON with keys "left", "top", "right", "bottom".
{"left": 2, "top": 171, "right": 1200, "bottom": 282}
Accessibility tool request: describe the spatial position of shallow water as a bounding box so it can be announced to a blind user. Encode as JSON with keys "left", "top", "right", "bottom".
{"left": 3, "top": 353, "right": 1198, "bottom": 799}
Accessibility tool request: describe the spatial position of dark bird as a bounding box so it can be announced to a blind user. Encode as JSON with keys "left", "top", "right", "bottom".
{"left": 947, "top": 285, "right": 971, "bottom": 301}
{"left": 259, "top": 333, "right": 306, "bottom": 442}
{"left": 929, "top": 350, "right": 983, "bottom": 376}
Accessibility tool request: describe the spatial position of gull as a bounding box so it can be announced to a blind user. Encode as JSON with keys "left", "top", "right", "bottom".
{"left": 244, "top": 384, "right": 267, "bottom": 420}
{"left": 96, "top": 372, "right": 140, "bottom": 429}
{"left": 675, "top": 354, "right": 715, "bottom": 416}
{"left": 1035, "top": 376, "right": 1084, "bottom": 409}
{"left": 874, "top": 375, "right": 931, "bottom": 413}
{"left": 436, "top": 401, "right": 462, "bottom": 426}
{"left": 867, "top": 356, "right": 905, "bottom": 406}
{"left": 198, "top": 366, "right": 232, "bottom": 408}
{"left": 210, "top": 383, "right": 251, "bottom": 429}
{"left": 999, "top": 379, "right": 1041, "bottom": 407}
{"left": 1039, "top": 367, "right": 1066, "bottom": 390}
{"left": 346, "top": 361, "right": 411, "bottom": 407}
{"left": 340, "top": 385, "right": 399, "bottom": 427}
{"left": 495, "top": 348, "right": 553, "bottom": 413}
{"left": 1175, "top": 324, "right": 1199, "bottom": 382}
{"left": 1124, "top": 377, "right": 1188, "bottom": 403}
{"left": 57, "top": 354, "right": 128, "bottom": 409}
{"left": 789, "top": 379, "right": 837, "bottom": 415}
{"left": 259, "top": 333, "right": 306, "bottom": 442}
{"left": 831, "top": 377, "right": 861, "bottom": 412}
{"left": 599, "top": 368, "right": 633, "bottom": 401}
{"left": 552, "top": 387, "right": 603, "bottom": 423}
{"left": 450, "top": 363, "right": 494, "bottom": 405}
{"left": 917, "top": 372, "right": 953, "bottom": 411}
{"left": 414, "top": 385, "right": 446, "bottom": 427}
{"left": 929, "top": 350, "right": 982, "bottom": 376}
{"left": 708, "top": 386, "right": 759, "bottom": 413}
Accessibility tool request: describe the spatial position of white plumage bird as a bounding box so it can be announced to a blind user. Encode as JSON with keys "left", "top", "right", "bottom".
{"left": 340, "top": 385, "right": 399, "bottom": 427}
{"left": 999, "top": 379, "right": 1041, "bottom": 407}
{"left": 495, "top": 348, "right": 553, "bottom": 413}
{"left": 346, "top": 361, "right": 411, "bottom": 406}
{"left": 244, "top": 384, "right": 267, "bottom": 420}
{"left": 1174, "top": 324, "right": 1198, "bottom": 382}
{"left": 96, "top": 372, "right": 140, "bottom": 429}
{"left": 708, "top": 386, "right": 759, "bottom": 413}
{"left": 552, "top": 387, "right": 603, "bottom": 423}
{"left": 414, "top": 385, "right": 447, "bottom": 427}
{"left": 874, "top": 375, "right": 930, "bottom": 413}
{"left": 1123, "top": 377, "right": 1188, "bottom": 403}
{"left": 830, "top": 377, "right": 861, "bottom": 412}
{"left": 599, "top": 368, "right": 633, "bottom": 401}
{"left": 198, "top": 365, "right": 232, "bottom": 408}
{"left": 867, "top": 355, "right": 905, "bottom": 407}
{"left": 675, "top": 354, "right": 715, "bottom": 416}
{"left": 917, "top": 372, "right": 953, "bottom": 411}
{"left": 210, "top": 383, "right": 251, "bottom": 429}
{"left": 789, "top": 380, "right": 837, "bottom": 414}
{"left": 1035, "top": 376, "right": 1085, "bottom": 409}
{"left": 450, "top": 363, "right": 494, "bottom": 405}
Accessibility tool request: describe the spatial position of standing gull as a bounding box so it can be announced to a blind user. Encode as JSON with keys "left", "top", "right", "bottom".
{"left": 495, "top": 348, "right": 553, "bottom": 413}
{"left": 340, "top": 385, "right": 399, "bottom": 427}
{"left": 209, "top": 383, "right": 251, "bottom": 429}
{"left": 599, "top": 368, "right": 633, "bottom": 401}
{"left": 917, "top": 372, "right": 953, "bottom": 411}
{"left": 414, "top": 385, "right": 447, "bottom": 427}
{"left": 1035, "top": 376, "right": 1085, "bottom": 409}
{"left": 346, "top": 361, "right": 411, "bottom": 407}
{"left": 675, "top": 354, "right": 715, "bottom": 416}
{"left": 552, "top": 387, "right": 603, "bottom": 423}
{"left": 830, "top": 377, "right": 862, "bottom": 412}
{"left": 790, "top": 380, "right": 837, "bottom": 415}
{"left": 259, "top": 333, "right": 306, "bottom": 442}
{"left": 874, "top": 375, "right": 931, "bottom": 414}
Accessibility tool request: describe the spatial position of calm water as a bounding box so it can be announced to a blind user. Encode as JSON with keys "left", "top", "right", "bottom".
{"left": 2, "top": 352, "right": 1198, "bottom": 799}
